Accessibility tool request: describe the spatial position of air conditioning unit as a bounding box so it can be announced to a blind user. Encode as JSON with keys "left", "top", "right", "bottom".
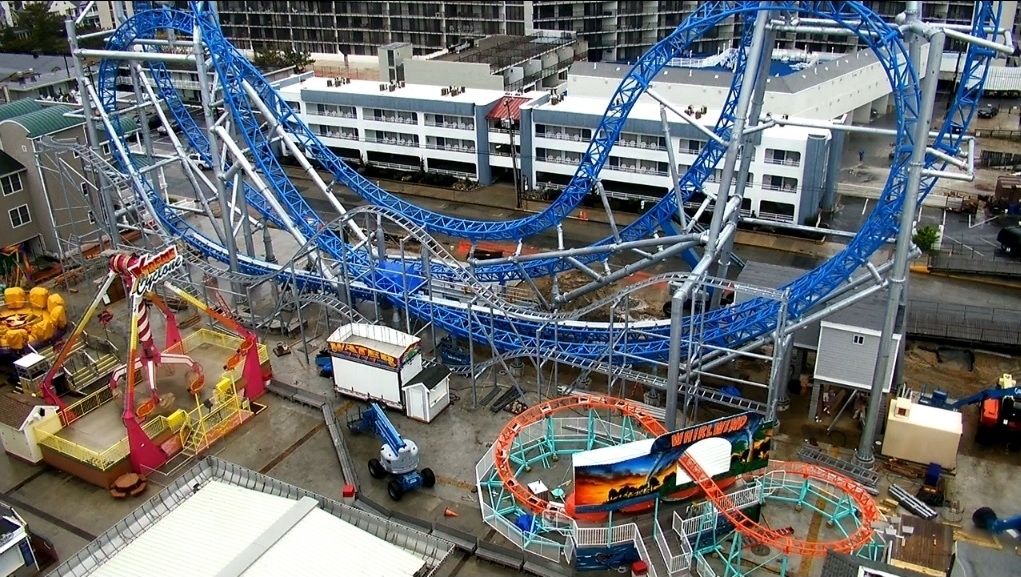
{"left": 327, "top": 79, "right": 334, "bottom": 87}
{"left": 379, "top": 83, "right": 387, "bottom": 91}
{"left": 398, "top": 80, "right": 406, "bottom": 88}
{"left": 441, "top": 88, "right": 450, "bottom": 95}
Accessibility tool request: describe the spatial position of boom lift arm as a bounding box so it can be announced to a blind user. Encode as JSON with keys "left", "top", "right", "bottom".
{"left": 920, "top": 379, "right": 1021, "bottom": 410}
{"left": 347, "top": 403, "right": 435, "bottom": 501}
{"left": 348, "top": 403, "right": 407, "bottom": 452}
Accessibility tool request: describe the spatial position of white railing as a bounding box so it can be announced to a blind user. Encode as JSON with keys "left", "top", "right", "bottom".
{"left": 633, "top": 532, "right": 660, "bottom": 577}
{"left": 425, "top": 120, "right": 474, "bottom": 130}
{"left": 564, "top": 535, "right": 576, "bottom": 563}
{"left": 756, "top": 210, "right": 796, "bottom": 224}
{"left": 655, "top": 517, "right": 691, "bottom": 575}
{"left": 574, "top": 522, "right": 638, "bottom": 547}
{"left": 479, "top": 500, "right": 564, "bottom": 562}
{"left": 673, "top": 513, "right": 694, "bottom": 567}
{"left": 763, "top": 157, "right": 800, "bottom": 167}
{"left": 682, "top": 482, "right": 762, "bottom": 521}
{"left": 694, "top": 553, "right": 717, "bottom": 577}
{"left": 760, "top": 183, "right": 799, "bottom": 192}
{"left": 425, "top": 143, "right": 476, "bottom": 153}
{"left": 364, "top": 137, "right": 420, "bottom": 147}
{"left": 618, "top": 139, "right": 666, "bottom": 151}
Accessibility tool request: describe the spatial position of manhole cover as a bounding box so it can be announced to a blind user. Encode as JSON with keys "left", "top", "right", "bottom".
{"left": 751, "top": 544, "right": 770, "bottom": 557}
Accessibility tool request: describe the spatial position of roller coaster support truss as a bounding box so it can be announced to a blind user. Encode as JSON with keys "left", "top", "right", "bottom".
{"left": 664, "top": 6, "right": 773, "bottom": 432}
{"left": 857, "top": 4, "right": 940, "bottom": 468}
{"left": 79, "top": 0, "right": 1000, "bottom": 423}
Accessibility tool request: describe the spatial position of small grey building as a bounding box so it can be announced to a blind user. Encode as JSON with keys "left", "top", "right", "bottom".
{"left": 737, "top": 261, "right": 900, "bottom": 393}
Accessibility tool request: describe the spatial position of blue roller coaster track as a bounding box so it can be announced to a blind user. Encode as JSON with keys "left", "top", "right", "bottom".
{"left": 94, "top": 1, "right": 999, "bottom": 365}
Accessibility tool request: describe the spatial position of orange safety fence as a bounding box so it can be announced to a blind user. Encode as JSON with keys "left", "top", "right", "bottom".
{"left": 491, "top": 395, "right": 880, "bottom": 559}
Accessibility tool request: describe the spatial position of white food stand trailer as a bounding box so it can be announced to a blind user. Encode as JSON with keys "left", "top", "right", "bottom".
{"left": 327, "top": 323, "right": 450, "bottom": 422}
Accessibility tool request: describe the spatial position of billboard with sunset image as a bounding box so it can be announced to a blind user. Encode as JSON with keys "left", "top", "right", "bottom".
{"left": 572, "top": 412, "right": 774, "bottom": 513}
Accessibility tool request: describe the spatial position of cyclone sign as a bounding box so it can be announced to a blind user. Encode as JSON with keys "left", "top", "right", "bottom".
{"left": 127, "top": 245, "right": 185, "bottom": 294}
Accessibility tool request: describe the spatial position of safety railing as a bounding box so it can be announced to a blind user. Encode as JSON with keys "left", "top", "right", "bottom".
{"left": 655, "top": 516, "right": 691, "bottom": 575}
{"left": 693, "top": 553, "right": 717, "bottom": 577}
{"left": 564, "top": 535, "right": 575, "bottom": 563}
{"left": 182, "top": 388, "right": 246, "bottom": 454}
{"left": 673, "top": 513, "right": 694, "bottom": 566}
{"left": 36, "top": 412, "right": 175, "bottom": 472}
{"left": 62, "top": 385, "right": 115, "bottom": 423}
{"left": 574, "top": 521, "right": 638, "bottom": 547}
{"left": 633, "top": 531, "right": 660, "bottom": 577}
{"left": 165, "top": 328, "right": 270, "bottom": 368}
{"left": 36, "top": 428, "right": 126, "bottom": 471}
{"left": 478, "top": 500, "right": 563, "bottom": 562}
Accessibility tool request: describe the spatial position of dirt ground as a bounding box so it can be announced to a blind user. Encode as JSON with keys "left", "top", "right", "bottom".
{"left": 531, "top": 270, "right": 672, "bottom": 322}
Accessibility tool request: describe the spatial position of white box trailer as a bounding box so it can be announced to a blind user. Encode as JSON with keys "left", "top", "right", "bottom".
{"left": 881, "top": 397, "right": 962, "bottom": 470}
{"left": 327, "top": 323, "right": 423, "bottom": 409}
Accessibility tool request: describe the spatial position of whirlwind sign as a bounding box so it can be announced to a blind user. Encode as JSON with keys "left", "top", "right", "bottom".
{"left": 132, "top": 247, "right": 184, "bottom": 296}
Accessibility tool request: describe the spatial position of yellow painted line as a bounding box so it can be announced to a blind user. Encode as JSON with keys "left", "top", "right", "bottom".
{"left": 334, "top": 400, "right": 355, "bottom": 417}
{"left": 436, "top": 474, "right": 476, "bottom": 492}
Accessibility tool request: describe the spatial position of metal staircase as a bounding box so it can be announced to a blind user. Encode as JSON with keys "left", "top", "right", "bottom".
{"left": 796, "top": 445, "right": 879, "bottom": 493}
{"left": 546, "top": 350, "right": 766, "bottom": 415}
{"left": 67, "top": 352, "right": 121, "bottom": 393}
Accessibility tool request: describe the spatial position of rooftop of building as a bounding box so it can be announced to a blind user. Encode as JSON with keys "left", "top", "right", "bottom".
{"left": 0, "top": 52, "right": 77, "bottom": 92}
{"left": 45, "top": 457, "right": 454, "bottom": 577}
{"left": 572, "top": 47, "right": 880, "bottom": 94}
{"left": 434, "top": 33, "right": 573, "bottom": 72}
{"left": 279, "top": 75, "right": 545, "bottom": 107}
{"left": 532, "top": 93, "right": 831, "bottom": 140}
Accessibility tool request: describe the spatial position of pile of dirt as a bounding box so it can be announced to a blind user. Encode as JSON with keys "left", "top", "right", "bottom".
{"left": 902, "top": 342, "right": 1021, "bottom": 399}
{"left": 531, "top": 271, "right": 669, "bottom": 322}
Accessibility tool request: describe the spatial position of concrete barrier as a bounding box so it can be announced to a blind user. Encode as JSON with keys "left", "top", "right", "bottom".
{"left": 475, "top": 541, "right": 526, "bottom": 571}
{"left": 432, "top": 522, "right": 479, "bottom": 553}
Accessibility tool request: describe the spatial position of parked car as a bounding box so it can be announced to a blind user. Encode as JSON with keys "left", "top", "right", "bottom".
{"left": 997, "top": 226, "right": 1021, "bottom": 256}
{"left": 978, "top": 105, "right": 1000, "bottom": 119}
{"left": 186, "top": 152, "right": 211, "bottom": 170}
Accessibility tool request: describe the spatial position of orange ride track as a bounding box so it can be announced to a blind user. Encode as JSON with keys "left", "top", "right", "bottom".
{"left": 491, "top": 394, "right": 881, "bottom": 558}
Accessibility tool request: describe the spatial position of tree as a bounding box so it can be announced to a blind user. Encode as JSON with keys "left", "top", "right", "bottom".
{"left": 1, "top": 2, "right": 66, "bottom": 54}
{"left": 252, "top": 48, "right": 314, "bottom": 73}
{"left": 252, "top": 48, "right": 287, "bottom": 71}
{"left": 913, "top": 224, "right": 941, "bottom": 252}
{"left": 283, "top": 49, "right": 314, "bottom": 73}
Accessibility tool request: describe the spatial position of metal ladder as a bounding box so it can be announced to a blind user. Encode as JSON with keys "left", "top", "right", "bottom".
{"left": 797, "top": 445, "right": 880, "bottom": 491}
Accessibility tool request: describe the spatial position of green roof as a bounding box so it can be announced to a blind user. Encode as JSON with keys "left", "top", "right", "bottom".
{"left": 8, "top": 104, "right": 82, "bottom": 137}
{"left": 121, "top": 117, "right": 140, "bottom": 133}
{"left": 0, "top": 99, "right": 43, "bottom": 123}
{"left": 0, "top": 149, "right": 24, "bottom": 177}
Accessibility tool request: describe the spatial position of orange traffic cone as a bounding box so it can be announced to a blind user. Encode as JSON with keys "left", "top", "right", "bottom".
{"left": 444, "top": 507, "right": 458, "bottom": 518}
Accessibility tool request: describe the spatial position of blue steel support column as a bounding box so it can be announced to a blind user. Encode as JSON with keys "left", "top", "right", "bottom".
{"left": 474, "top": 107, "right": 492, "bottom": 185}
{"left": 519, "top": 105, "right": 536, "bottom": 193}
{"left": 821, "top": 126, "right": 845, "bottom": 213}
{"left": 856, "top": 15, "right": 943, "bottom": 467}
{"left": 665, "top": 6, "right": 772, "bottom": 432}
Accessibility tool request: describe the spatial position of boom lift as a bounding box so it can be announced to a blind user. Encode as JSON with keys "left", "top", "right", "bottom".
{"left": 919, "top": 374, "right": 1021, "bottom": 448}
{"left": 347, "top": 403, "right": 435, "bottom": 501}
{"left": 973, "top": 506, "right": 1021, "bottom": 535}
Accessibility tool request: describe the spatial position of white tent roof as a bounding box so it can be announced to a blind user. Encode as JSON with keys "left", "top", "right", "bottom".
{"left": 86, "top": 480, "right": 426, "bottom": 577}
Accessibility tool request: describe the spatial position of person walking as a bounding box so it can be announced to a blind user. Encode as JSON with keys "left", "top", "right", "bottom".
{"left": 858, "top": 149, "right": 866, "bottom": 162}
